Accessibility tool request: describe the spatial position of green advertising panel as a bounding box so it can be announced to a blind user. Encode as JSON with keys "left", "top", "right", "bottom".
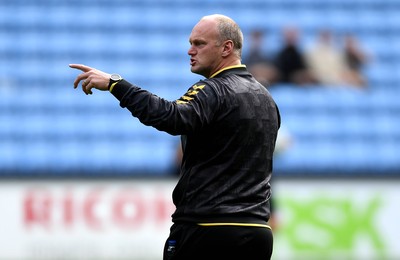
{"left": 271, "top": 180, "right": 400, "bottom": 260}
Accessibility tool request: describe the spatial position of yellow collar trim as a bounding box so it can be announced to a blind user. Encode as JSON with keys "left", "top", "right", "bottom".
{"left": 209, "top": 64, "right": 246, "bottom": 78}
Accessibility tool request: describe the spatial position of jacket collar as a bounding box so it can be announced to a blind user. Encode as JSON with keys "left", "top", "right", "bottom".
{"left": 209, "top": 65, "right": 248, "bottom": 78}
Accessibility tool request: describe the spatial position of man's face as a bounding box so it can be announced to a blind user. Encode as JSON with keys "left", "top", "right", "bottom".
{"left": 188, "top": 19, "right": 223, "bottom": 78}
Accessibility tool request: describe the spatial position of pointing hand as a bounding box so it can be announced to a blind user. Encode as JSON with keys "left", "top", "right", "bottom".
{"left": 69, "top": 64, "right": 111, "bottom": 95}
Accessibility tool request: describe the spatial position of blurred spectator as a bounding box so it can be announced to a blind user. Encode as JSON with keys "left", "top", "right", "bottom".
{"left": 243, "top": 29, "right": 279, "bottom": 87}
{"left": 342, "top": 33, "right": 369, "bottom": 88}
{"left": 274, "top": 26, "right": 317, "bottom": 86}
{"left": 305, "top": 29, "right": 350, "bottom": 86}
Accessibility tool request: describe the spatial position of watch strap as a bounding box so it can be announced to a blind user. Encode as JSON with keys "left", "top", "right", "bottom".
{"left": 108, "top": 74, "right": 122, "bottom": 91}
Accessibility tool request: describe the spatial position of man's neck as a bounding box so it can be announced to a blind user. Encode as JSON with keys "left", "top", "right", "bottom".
{"left": 208, "top": 59, "right": 241, "bottom": 78}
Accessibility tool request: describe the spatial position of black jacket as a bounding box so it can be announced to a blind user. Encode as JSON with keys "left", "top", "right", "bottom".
{"left": 112, "top": 65, "right": 281, "bottom": 225}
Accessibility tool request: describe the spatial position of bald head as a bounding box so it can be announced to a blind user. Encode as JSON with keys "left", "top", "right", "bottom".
{"left": 200, "top": 14, "right": 243, "bottom": 59}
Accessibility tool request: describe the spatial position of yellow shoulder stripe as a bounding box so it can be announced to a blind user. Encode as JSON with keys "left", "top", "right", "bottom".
{"left": 175, "top": 84, "right": 206, "bottom": 105}
{"left": 181, "top": 96, "right": 194, "bottom": 101}
{"left": 193, "top": 84, "right": 205, "bottom": 90}
{"left": 187, "top": 90, "right": 199, "bottom": 96}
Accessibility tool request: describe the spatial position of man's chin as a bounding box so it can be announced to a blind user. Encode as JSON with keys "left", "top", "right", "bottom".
{"left": 190, "top": 67, "right": 200, "bottom": 75}
{"left": 191, "top": 67, "right": 207, "bottom": 77}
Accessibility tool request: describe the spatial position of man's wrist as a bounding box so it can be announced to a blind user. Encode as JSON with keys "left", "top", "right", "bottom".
{"left": 108, "top": 74, "right": 123, "bottom": 92}
{"left": 110, "top": 79, "right": 135, "bottom": 101}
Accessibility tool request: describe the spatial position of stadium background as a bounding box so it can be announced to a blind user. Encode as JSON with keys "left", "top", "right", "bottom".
{"left": 0, "top": 0, "right": 399, "bottom": 259}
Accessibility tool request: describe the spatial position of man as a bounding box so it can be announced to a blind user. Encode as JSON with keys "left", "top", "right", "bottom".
{"left": 243, "top": 29, "right": 279, "bottom": 87}
{"left": 70, "top": 14, "right": 280, "bottom": 260}
{"left": 274, "top": 26, "right": 316, "bottom": 85}
{"left": 305, "top": 29, "right": 348, "bottom": 86}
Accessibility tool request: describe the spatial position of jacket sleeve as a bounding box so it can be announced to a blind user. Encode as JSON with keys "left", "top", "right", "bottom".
{"left": 111, "top": 79, "right": 219, "bottom": 135}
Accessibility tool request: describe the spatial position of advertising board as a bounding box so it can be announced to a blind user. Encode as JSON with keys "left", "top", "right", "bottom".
{"left": 0, "top": 179, "right": 398, "bottom": 259}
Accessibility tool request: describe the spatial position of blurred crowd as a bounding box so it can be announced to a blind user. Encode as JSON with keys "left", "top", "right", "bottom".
{"left": 243, "top": 26, "right": 370, "bottom": 89}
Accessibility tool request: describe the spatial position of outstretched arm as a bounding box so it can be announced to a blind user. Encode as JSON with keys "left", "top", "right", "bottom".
{"left": 69, "top": 64, "right": 111, "bottom": 95}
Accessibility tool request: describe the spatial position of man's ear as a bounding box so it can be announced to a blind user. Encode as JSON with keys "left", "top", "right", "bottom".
{"left": 221, "top": 40, "right": 234, "bottom": 57}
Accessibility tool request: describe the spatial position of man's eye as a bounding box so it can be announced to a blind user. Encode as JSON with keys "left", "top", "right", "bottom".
{"left": 193, "top": 41, "right": 205, "bottom": 46}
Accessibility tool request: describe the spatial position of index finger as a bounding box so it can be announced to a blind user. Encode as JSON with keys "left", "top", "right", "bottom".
{"left": 69, "top": 64, "right": 93, "bottom": 72}
{"left": 73, "top": 72, "right": 90, "bottom": 89}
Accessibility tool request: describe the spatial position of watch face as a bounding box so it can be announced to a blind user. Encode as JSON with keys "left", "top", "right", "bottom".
{"left": 111, "top": 74, "right": 122, "bottom": 81}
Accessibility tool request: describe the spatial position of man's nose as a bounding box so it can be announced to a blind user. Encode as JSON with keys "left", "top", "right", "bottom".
{"left": 188, "top": 46, "right": 195, "bottom": 55}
